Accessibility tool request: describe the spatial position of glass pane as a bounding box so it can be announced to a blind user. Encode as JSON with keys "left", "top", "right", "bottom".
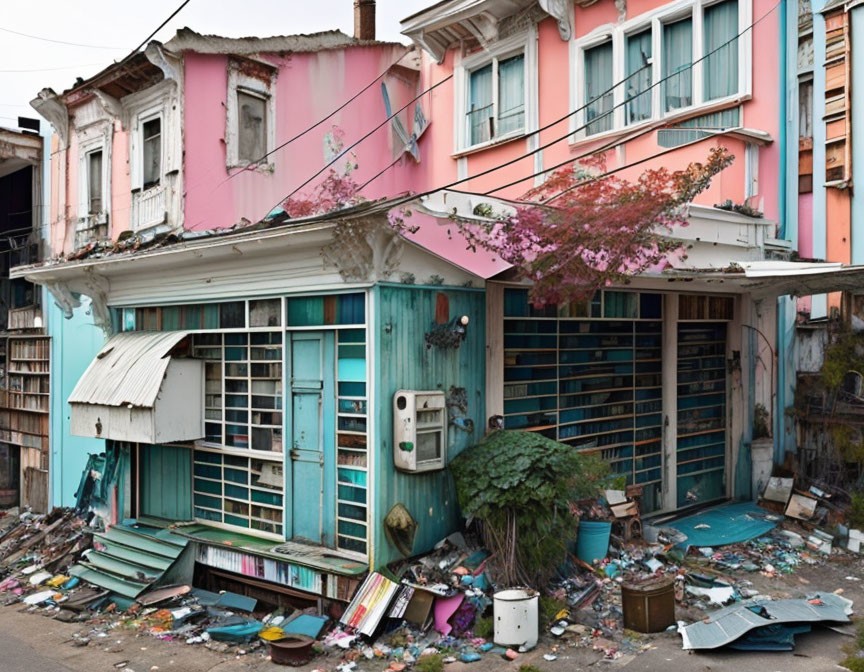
{"left": 498, "top": 54, "right": 525, "bottom": 135}
{"left": 704, "top": 0, "right": 739, "bottom": 101}
{"left": 237, "top": 91, "right": 267, "bottom": 163}
{"left": 250, "top": 299, "right": 281, "bottom": 327}
{"left": 142, "top": 118, "right": 161, "bottom": 188}
{"left": 469, "top": 64, "right": 494, "bottom": 145}
{"left": 663, "top": 18, "right": 693, "bottom": 111}
{"left": 88, "top": 150, "right": 103, "bottom": 214}
{"left": 585, "top": 41, "right": 614, "bottom": 135}
{"left": 626, "top": 30, "right": 653, "bottom": 123}
{"left": 220, "top": 301, "right": 245, "bottom": 328}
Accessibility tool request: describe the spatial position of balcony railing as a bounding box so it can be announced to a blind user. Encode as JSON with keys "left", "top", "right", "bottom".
{"left": 132, "top": 185, "right": 166, "bottom": 231}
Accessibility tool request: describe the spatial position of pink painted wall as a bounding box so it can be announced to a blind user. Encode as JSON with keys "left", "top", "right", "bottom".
{"left": 402, "top": 0, "right": 781, "bottom": 223}
{"left": 49, "top": 110, "right": 134, "bottom": 256}
{"left": 182, "top": 45, "right": 423, "bottom": 231}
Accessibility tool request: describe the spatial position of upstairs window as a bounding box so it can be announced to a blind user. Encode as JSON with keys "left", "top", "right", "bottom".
{"left": 226, "top": 58, "right": 276, "bottom": 169}
{"left": 626, "top": 29, "right": 653, "bottom": 124}
{"left": 87, "top": 149, "right": 103, "bottom": 215}
{"left": 466, "top": 52, "right": 525, "bottom": 146}
{"left": 663, "top": 17, "right": 693, "bottom": 112}
{"left": 237, "top": 89, "right": 268, "bottom": 164}
{"left": 585, "top": 41, "right": 614, "bottom": 135}
{"left": 574, "top": 0, "right": 749, "bottom": 138}
{"left": 703, "top": 0, "right": 739, "bottom": 101}
{"left": 142, "top": 117, "right": 162, "bottom": 189}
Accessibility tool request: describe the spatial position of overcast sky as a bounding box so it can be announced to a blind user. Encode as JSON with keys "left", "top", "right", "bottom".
{"left": 0, "top": 0, "right": 431, "bottom": 129}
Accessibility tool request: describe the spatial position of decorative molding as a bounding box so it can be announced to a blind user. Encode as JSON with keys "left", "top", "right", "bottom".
{"left": 30, "top": 88, "right": 68, "bottom": 145}
{"left": 91, "top": 90, "right": 125, "bottom": 129}
{"left": 615, "top": 0, "right": 627, "bottom": 23}
{"left": 144, "top": 42, "right": 181, "bottom": 83}
{"left": 538, "top": 0, "right": 572, "bottom": 40}
{"left": 45, "top": 281, "right": 81, "bottom": 319}
{"left": 321, "top": 219, "right": 404, "bottom": 281}
{"left": 81, "top": 269, "right": 114, "bottom": 336}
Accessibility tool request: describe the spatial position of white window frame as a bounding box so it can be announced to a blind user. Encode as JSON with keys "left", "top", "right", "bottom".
{"left": 226, "top": 60, "right": 277, "bottom": 171}
{"left": 77, "top": 136, "right": 110, "bottom": 224}
{"left": 130, "top": 105, "right": 164, "bottom": 193}
{"left": 570, "top": 0, "right": 752, "bottom": 143}
{"left": 453, "top": 29, "right": 539, "bottom": 155}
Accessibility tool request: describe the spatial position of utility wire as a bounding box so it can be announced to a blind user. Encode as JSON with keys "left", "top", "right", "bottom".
{"left": 264, "top": 73, "right": 454, "bottom": 218}
{"left": 222, "top": 48, "right": 414, "bottom": 183}
{"left": 120, "top": 0, "right": 192, "bottom": 65}
{"left": 0, "top": 63, "right": 104, "bottom": 73}
{"left": 0, "top": 26, "right": 127, "bottom": 50}
{"left": 359, "top": 0, "right": 778, "bottom": 200}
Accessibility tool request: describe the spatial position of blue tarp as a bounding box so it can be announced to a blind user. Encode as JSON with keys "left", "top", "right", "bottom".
{"left": 668, "top": 501, "right": 777, "bottom": 549}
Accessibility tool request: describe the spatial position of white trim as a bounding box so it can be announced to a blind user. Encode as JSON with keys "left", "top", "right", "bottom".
{"left": 454, "top": 31, "right": 538, "bottom": 153}
{"left": 570, "top": 0, "right": 752, "bottom": 141}
{"left": 225, "top": 59, "right": 277, "bottom": 171}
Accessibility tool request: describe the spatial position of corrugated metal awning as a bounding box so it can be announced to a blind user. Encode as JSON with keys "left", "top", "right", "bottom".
{"left": 69, "top": 331, "right": 191, "bottom": 408}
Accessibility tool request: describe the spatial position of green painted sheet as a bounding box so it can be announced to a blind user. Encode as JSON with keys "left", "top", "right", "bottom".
{"left": 69, "top": 524, "right": 189, "bottom": 599}
{"left": 372, "top": 285, "right": 486, "bottom": 568}
{"left": 139, "top": 444, "right": 193, "bottom": 521}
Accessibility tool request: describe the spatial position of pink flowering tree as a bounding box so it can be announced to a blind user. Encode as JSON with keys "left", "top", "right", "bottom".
{"left": 453, "top": 147, "right": 734, "bottom": 306}
{"left": 283, "top": 129, "right": 733, "bottom": 305}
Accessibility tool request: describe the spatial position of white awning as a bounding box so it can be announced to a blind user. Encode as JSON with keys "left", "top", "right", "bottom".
{"left": 70, "top": 331, "right": 190, "bottom": 408}
{"left": 666, "top": 261, "right": 864, "bottom": 298}
{"left": 69, "top": 331, "right": 204, "bottom": 443}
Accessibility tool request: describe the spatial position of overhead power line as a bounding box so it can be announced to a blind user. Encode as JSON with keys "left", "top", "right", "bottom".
{"left": 358, "top": 0, "right": 779, "bottom": 200}
{"left": 0, "top": 26, "right": 126, "bottom": 50}
{"left": 223, "top": 49, "right": 413, "bottom": 182}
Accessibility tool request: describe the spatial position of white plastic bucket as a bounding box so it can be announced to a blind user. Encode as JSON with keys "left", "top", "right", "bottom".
{"left": 493, "top": 588, "right": 539, "bottom": 649}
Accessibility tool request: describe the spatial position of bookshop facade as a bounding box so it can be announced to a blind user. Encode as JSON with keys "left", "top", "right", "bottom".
{"left": 485, "top": 282, "right": 766, "bottom": 515}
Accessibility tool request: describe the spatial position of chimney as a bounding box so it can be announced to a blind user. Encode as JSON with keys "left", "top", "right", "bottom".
{"left": 354, "top": 0, "right": 376, "bottom": 41}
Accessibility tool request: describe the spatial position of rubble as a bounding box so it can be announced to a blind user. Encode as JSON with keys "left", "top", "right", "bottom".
{"left": 0, "top": 465, "right": 857, "bottom": 670}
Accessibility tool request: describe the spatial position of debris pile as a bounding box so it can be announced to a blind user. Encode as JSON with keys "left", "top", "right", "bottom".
{"left": 0, "top": 476, "right": 859, "bottom": 669}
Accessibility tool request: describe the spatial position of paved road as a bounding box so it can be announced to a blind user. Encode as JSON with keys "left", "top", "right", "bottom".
{"left": 0, "top": 630, "right": 74, "bottom": 672}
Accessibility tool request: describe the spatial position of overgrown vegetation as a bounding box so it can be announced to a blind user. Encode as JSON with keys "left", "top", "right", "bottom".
{"left": 850, "top": 493, "right": 864, "bottom": 531}
{"left": 415, "top": 654, "right": 445, "bottom": 672}
{"left": 450, "top": 430, "right": 608, "bottom": 586}
{"left": 822, "top": 330, "right": 864, "bottom": 390}
{"left": 539, "top": 595, "right": 568, "bottom": 626}
{"left": 517, "top": 665, "right": 546, "bottom": 672}
{"left": 472, "top": 615, "right": 493, "bottom": 639}
{"left": 840, "top": 621, "right": 864, "bottom": 671}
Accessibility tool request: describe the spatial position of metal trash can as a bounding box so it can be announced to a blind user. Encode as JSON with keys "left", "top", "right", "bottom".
{"left": 493, "top": 589, "right": 539, "bottom": 649}
{"left": 621, "top": 576, "right": 676, "bottom": 633}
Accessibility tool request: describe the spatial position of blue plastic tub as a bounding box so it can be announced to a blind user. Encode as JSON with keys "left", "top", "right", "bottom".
{"left": 576, "top": 520, "right": 612, "bottom": 564}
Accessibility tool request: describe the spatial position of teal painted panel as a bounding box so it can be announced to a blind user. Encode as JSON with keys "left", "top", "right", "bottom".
{"left": 47, "top": 294, "right": 108, "bottom": 508}
{"left": 373, "top": 285, "right": 486, "bottom": 569}
{"left": 139, "top": 444, "right": 192, "bottom": 521}
{"left": 287, "top": 332, "right": 335, "bottom": 545}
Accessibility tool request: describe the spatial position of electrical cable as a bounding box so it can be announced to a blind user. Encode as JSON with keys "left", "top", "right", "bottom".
{"left": 120, "top": 0, "right": 192, "bottom": 65}
{"left": 262, "top": 73, "right": 454, "bottom": 218}
{"left": 0, "top": 26, "right": 127, "bottom": 50}
{"left": 357, "top": 0, "right": 778, "bottom": 200}
{"left": 221, "top": 48, "right": 414, "bottom": 183}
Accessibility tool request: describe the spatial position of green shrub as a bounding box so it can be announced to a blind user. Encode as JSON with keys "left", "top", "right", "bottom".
{"left": 473, "top": 615, "right": 493, "bottom": 639}
{"left": 450, "top": 430, "right": 608, "bottom": 586}
{"left": 539, "top": 596, "right": 567, "bottom": 626}
{"left": 518, "top": 665, "right": 545, "bottom": 672}
{"left": 415, "top": 654, "right": 444, "bottom": 672}
{"left": 841, "top": 656, "right": 864, "bottom": 672}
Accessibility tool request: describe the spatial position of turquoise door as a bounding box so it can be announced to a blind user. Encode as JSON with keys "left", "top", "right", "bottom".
{"left": 287, "top": 332, "right": 335, "bottom": 545}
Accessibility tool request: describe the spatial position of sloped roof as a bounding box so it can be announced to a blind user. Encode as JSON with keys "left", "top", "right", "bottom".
{"left": 69, "top": 331, "right": 190, "bottom": 408}
{"left": 163, "top": 27, "right": 406, "bottom": 54}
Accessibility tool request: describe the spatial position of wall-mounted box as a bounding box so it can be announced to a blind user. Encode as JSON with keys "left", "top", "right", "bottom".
{"left": 393, "top": 390, "right": 446, "bottom": 472}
